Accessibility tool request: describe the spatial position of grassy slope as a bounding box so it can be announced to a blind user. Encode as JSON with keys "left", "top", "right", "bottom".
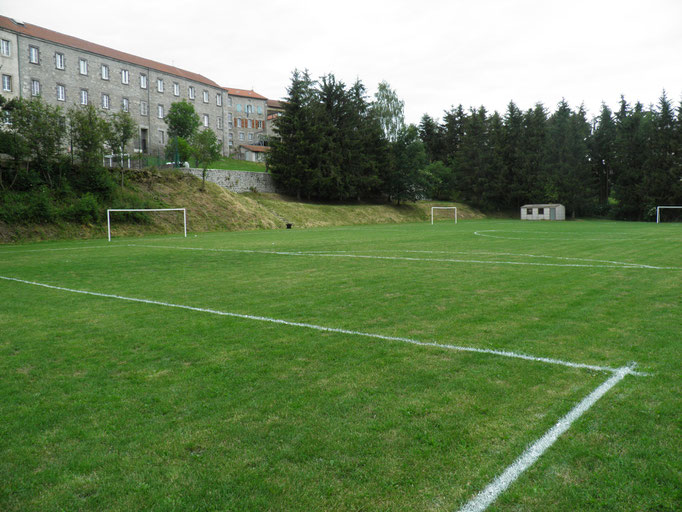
{"left": 0, "top": 169, "right": 482, "bottom": 242}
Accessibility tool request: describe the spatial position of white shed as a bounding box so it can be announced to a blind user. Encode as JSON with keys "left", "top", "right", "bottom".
{"left": 521, "top": 204, "right": 565, "bottom": 221}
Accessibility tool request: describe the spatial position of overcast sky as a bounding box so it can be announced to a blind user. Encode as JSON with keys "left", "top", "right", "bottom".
{"left": 3, "top": 0, "right": 682, "bottom": 124}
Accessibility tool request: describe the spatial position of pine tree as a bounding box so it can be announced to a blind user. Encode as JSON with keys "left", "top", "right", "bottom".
{"left": 590, "top": 103, "right": 616, "bottom": 207}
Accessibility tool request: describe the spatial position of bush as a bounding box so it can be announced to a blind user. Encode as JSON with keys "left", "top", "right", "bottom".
{"left": 63, "top": 193, "right": 101, "bottom": 224}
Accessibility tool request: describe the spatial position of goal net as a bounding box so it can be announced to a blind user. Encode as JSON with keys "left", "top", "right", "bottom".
{"left": 431, "top": 206, "right": 457, "bottom": 224}
{"left": 656, "top": 206, "right": 682, "bottom": 223}
{"left": 107, "top": 208, "right": 187, "bottom": 241}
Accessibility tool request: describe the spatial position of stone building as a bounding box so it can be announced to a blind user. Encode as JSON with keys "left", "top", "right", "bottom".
{"left": 266, "top": 99, "right": 285, "bottom": 139}
{"left": 224, "top": 87, "right": 268, "bottom": 156}
{"left": 0, "top": 15, "right": 230, "bottom": 156}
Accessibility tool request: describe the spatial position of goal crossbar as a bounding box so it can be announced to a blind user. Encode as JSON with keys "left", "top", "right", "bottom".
{"left": 431, "top": 206, "right": 457, "bottom": 224}
{"left": 656, "top": 206, "right": 682, "bottom": 224}
{"left": 107, "top": 208, "right": 187, "bottom": 241}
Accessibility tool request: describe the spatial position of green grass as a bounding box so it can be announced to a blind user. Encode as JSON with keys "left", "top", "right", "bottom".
{"left": 1, "top": 219, "right": 680, "bottom": 511}
{"left": 207, "top": 156, "right": 268, "bottom": 172}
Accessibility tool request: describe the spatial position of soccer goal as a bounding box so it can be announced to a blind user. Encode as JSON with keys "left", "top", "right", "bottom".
{"left": 656, "top": 206, "right": 682, "bottom": 224}
{"left": 107, "top": 208, "right": 187, "bottom": 241}
{"left": 431, "top": 206, "right": 457, "bottom": 224}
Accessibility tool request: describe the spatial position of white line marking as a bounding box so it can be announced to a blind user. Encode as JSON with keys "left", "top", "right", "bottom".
{"left": 299, "top": 249, "right": 662, "bottom": 269}
{"left": 127, "top": 244, "right": 680, "bottom": 270}
{"left": 0, "top": 275, "right": 647, "bottom": 375}
{"left": 458, "top": 364, "right": 635, "bottom": 512}
{"left": 474, "top": 229, "right": 682, "bottom": 242}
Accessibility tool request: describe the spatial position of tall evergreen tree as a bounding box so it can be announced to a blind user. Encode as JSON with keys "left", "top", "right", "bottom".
{"left": 612, "top": 98, "right": 650, "bottom": 219}
{"left": 590, "top": 103, "right": 616, "bottom": 207}
{"left": 418, "top": 114, "right": 445, "bottom": 163}
{"left": 268, "top": 70, "right": 321, "bottom": 199}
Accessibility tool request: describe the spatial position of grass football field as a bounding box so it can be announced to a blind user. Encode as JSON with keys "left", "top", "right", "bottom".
{"left": 1, "top": 219, "right": 680, "bottom": 511}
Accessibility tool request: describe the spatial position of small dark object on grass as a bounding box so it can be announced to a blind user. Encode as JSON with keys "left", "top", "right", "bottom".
{"left": 286, "top": 223, "right": 293, "bottom": 229}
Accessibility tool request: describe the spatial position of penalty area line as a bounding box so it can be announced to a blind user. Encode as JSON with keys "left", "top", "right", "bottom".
{"left": 0, "top": 274, "right": 648, "bottom": 376}
{"left": 458, "top": 364, "right": 635, "bottom": 512}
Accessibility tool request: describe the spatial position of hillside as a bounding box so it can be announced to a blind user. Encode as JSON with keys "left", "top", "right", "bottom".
{"left": 0, "top": 169, "right": 483, "bottom": 242}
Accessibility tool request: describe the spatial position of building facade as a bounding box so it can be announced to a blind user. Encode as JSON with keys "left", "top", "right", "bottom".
{"left": 224, "top": 87, "right": 268, "bottom": 156}
{"left": 0, "top": 16, "right": 271, "bottom": 158}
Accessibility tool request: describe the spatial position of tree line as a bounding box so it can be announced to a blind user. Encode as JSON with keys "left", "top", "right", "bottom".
{"left": 268, "top": 70, "right": 431, "bottom": 203}
{"left": 269, "top": 70, "right": 682, "bottom": 220}
{"left": 420, "top": 94, "right": 682, "bottom": 220}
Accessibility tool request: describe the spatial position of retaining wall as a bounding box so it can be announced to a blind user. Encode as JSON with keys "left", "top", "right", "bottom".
{"left": 185, "top": 168, "right": 277, "bottom": 193}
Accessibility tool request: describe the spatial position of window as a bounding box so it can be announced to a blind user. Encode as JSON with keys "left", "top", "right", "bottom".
{"left": 2, "top": 74, "right": 11, "bottom": 92}
{"left": 1, "top": 39, "right": 10, "bottom": 57}
{"left": 227, "top": 113, "right": 232, "bottom": 124}
{"left": 216, "top": 93, "right": 222, "bottom": 106}
{"left": 28, "top": 45, "right": 39, "bottom": 64}
{"left": 228, "top": 97, "right": 232, "bottom": 106}
{"left": 203, "top": 114, "right": 209, "bottom": 127}
{"left": 236, "top": 118, "right": 242, "bottom": 128}
{"left": 157, "top": 104, "right": 164, "bottom": 119}
{"left": 173, "top": 82, "right": 180, "bottom": 96}
{"left": 538, "top": 208, "right": 544, "bottom": 215}
{"left": 157, "top": 78, "right": 164, "bottom": 93}
{"left": 101, "top": 64, "right": 109, "bottom": 80}
{"left": 526, "top": 208, "right": 532, "bottom": 215}
{"left": 236, "top": 104, "right": 242, "bottom": 113}
{"left": 203, "top": 90, "right": 209, "bottom": 103}
{"left": 122, "top": 98, "right": 129, "bottom": 112}
{"left": 80, "top": 89, "right": 88, "bottom": 105}
{"left": 79, "top": 58, "right": 88, "bottom": 75}
{"left": 31, "top": 79, "right": 40, "bottom": 96}
{"left": 238, "top": 131, "right": 244, "bottom": 141}
{"left": 228, "top": 133, "right": 233, "bottom": 146}
{"left": 248, "top": 132, "right": 253, "bottom": 142}
{"left": 246, "top": 104, "right": 253, "bottom": 114}
{"left": 188, "top": 86, "right": 195, "bottom": 99}
{"left": 121, "top": 69, "right": 129, "bottom": 84}
{"left": 158, "top": 130, "right": 165, "bottom": 144}
{"left": 257, "top": 106, "right": 263, "bottom": 115}
{"left": 55, "top": 52, "right": 65, "bottom": 70}
{"left": 140, "top": 74, "right": 147, "bottom": 89}
{"left": 102, "top": 94, "right": 110, "bottom": 109}
{"left": 140, "top": 101, "right": 148, "bottom": 116}
{"left": 217, "top": 117, "right": 223, "bottom": 129}
{"left": 56, "top": 84, "right": 65, "bottom": 101}
{"left": 247, "top": 119, "right": 252, "bottom": 129}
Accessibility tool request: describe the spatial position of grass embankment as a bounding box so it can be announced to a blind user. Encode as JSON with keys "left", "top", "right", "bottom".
{"left": 205, "top": 157, "right": 268, "bottom": 172}
{"left": 0, "top": 168, "right": 481, "bottom": 242}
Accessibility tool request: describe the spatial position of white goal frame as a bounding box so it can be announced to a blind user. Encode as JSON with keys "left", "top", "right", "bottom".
{"left": 107, "top": 208, "right": 187, "bottom": 241}
{"left": 656, "top": 206, "right": 682, "bottom": 224}
{"left": 431, "top": 206, "right": 457, "bottom": 224}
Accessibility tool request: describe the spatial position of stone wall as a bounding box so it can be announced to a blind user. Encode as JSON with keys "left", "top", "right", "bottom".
{"left": 185, "top": 168, "right": 277, "bottom": 193}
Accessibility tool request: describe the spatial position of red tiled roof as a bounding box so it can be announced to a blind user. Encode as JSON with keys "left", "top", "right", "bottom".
{"left": 224, "top": 87, "right": 267, "bottom": 100}
{"left": 0, "top": 15, "right": 221, "bottom": 88}
{"left": 267, "top": 99, "right": 285, "bottom": 109}
{"left": 240, "top": 145, "right": 270, "bottom": 152}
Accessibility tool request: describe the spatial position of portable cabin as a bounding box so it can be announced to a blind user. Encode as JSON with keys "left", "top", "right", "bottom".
{"left": 521, "top": 204, "right": 565, "bottom": 221}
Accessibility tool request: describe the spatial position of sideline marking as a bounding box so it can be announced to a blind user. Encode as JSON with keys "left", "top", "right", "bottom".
{"left": 300, "top": 249, "right": 661, "bottom": 269}
{"left": 474, "top": 229, "right": 681, "bottom": 242}
{"left": 458, "top": 364, "right": 635, "bottom": 512}
{"left": 0, "top": 274, "right": 648, "bottom": 376}
{"left": 128, "top": 244, "right": 680, "bottom": 270}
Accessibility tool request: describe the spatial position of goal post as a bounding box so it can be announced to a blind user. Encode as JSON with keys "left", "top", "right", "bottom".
{"left": 431, "top": 206, "right": 457, "bottom": 224}
{"left": 107, "top": 208, "right": 187, "bottom": 241}
{"left": 656, "top": 206, "right": 682, "bottom": 224}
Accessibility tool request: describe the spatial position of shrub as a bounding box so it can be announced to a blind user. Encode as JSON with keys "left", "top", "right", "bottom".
{"left": 64, "top": 193, "right": 101, "bottom": 224}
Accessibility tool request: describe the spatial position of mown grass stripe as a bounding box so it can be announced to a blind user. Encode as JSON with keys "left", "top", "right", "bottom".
{"left": 0, "top": 274, "right": 647, "bottom": 375}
